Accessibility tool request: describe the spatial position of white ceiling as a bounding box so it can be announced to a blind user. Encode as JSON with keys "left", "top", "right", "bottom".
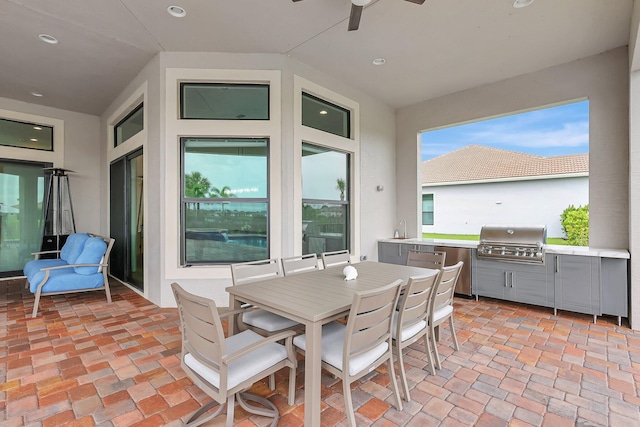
{"left": 0, "top": 0, "right": 634, "bottom": 116}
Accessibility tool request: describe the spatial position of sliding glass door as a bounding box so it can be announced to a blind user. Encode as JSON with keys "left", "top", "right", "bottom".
{"left": 110, "top": 149, "right": 144, "bottom": 291}
{"left": 0, "top": 159, "right": 49, "bottom": 277}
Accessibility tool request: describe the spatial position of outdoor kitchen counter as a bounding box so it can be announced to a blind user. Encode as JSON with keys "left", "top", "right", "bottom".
{"left": 379, "top": 238, "right": 630, "bottom": 258}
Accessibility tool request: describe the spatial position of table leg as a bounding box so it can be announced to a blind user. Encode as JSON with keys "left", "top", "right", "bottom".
{"left": 304, "top": 321, "right": 322, "bottom": 427}
{"left": 228, "top": 295, "right": 240, "bottom": 336}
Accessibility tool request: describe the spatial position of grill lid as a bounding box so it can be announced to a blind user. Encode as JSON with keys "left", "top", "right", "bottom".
{"left": 478, "top": 225, "right": 547, "bottom": 264}
{"left": 479, "top": 225, "right": 547, "bottom": 246}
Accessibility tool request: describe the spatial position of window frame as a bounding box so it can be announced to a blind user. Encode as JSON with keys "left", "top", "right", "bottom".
{"left": 0, "top": 117, "right": 54, "bottom": 152}
{"left": 422, "top": 193, "right": 434, "bottom": 226}
{"left": 179, "top": 82, "right": 270, "bottom": 120}
{"left": 179, "top": 137, "right": 271, "bottom": 265}
{"left": 294, "top": 75, "right": 360, "bottom": 258}
{"left": 301, "top": 92, "right": 351, "bottom": 138}
{"left": 301, "top": 142, "right": 351, "bottom": 255}
{"left": 114, "top": 102, "right": 144, "bottom": 147}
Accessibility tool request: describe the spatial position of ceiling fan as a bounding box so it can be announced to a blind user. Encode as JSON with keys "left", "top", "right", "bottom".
{"left": 293, "top": 0, "right": 426, "bottom": 31}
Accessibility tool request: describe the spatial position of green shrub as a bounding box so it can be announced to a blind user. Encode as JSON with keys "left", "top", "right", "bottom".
{"left": 560, "top": 204, "right": 589, "bottom": 246}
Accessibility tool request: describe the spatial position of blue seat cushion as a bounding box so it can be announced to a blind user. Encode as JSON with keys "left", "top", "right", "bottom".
{"left": 28, "top": 268, "right": 105, "bottom": 293}
{"left": 74, "top": 237, "right": 107, "bottom": 275}
{"left": 24, "top": 258, "right": 67, "bottom": 279}
{"left": 60, "top": 233, "right": 90, "bottom": 264}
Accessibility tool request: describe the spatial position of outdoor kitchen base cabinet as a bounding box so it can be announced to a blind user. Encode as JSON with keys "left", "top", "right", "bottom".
{"left": 553, "top": 254, "right": 600, "bottom": 321}
{"left": 473, "top": 256, "right": 554, "bottom": 308}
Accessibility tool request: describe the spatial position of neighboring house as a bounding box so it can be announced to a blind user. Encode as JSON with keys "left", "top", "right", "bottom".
{"left": 421, "top": 145, "right": 589, "bottom": 237}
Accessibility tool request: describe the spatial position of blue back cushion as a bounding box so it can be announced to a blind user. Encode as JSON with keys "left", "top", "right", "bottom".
{"left": 73, "top": 237, "right": 107, "bottom": 275}
{"left": 60, "top": 233, "right": 90, "bottom": 264}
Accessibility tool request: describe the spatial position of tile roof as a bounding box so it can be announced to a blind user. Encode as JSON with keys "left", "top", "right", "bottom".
{"left": 422, "top": 145, "right": 589, "bottom": 184}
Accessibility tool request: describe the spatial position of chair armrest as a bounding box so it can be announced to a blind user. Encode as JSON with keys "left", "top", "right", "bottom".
{"left": 222, "top": 329, "right": 296, "bottom": 364}
{"left": 40, "top": 263, "right": 108, "bottom": 271}
{"left": 31, "top": 250, "right": 61, "bottom": 260}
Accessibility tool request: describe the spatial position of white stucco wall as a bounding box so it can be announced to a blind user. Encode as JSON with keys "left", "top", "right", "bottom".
{"left": 99, "top": 52, "right": 397, "bottom": 308}
{"left": 422, "top": 175, "right": 589, "bottom": 238}
{"left": 0, "top": 97, "right": 102, "bottom": 236}
{"left": 398, "top": 47, "right": 629, "bottom": 248}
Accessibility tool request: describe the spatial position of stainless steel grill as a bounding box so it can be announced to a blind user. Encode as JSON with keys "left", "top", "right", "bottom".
{"left": 477, "top": 225, "right": 547, "bottom": 264}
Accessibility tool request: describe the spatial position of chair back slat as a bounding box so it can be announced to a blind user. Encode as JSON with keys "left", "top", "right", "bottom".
{"left": 282, "top": 254, "right": 319, "bottom": 276}
{"left": 406, "top": 249, "right": 446, "bottom": 270}
{"left": 231, "top": 258, "right": 281, "bottom": 285}
{"left": 172, "top": 283, "right": 225, "bottom": 369}
{"left": 344, "top": 279, "right": 402, "bottom": 362}
{"left": 321, "top": 250, "right": 351, "bottom": 269}
{"left": 397, "top": 273, "right": 440, "bottom": 332}
{"left": 431, "top": 261, "right": 463, "bottom": 313}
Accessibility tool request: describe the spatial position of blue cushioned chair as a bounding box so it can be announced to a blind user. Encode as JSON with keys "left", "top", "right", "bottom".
{"left": 23, "top": 233, "right": 115, "bottom": 318}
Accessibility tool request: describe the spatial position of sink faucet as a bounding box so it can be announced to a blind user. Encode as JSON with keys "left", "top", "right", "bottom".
{"left": 399, "top": 219, "right": 407, "bottom": 238}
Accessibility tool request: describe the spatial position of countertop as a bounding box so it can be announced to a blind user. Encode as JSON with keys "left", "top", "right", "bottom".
{"left": 379, "top": 238, "right": 630, "bottom": 259}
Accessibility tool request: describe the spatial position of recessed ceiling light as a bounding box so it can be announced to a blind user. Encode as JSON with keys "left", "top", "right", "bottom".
{"left": 167, "top": 6, "right": 186, "bottom": 17}
{"left": 38, "top": 34, "right": 59, "bottom": 44}
{"left": 319, "top": 110, "right": 328, "bottom": 115}
{"left": 30, "top": 138, "right": 38, "bottom": 142}
{"left": 33, "top": 126, "right": 42, "bottom": 130}
{"left": 372, "top": 58, "right": 386, "bottom": 66}
{"left": 30, "top": 92, "right": 43, "bottom": 97}
{"left": 513, "top": 0, "right": 534, "bottom": 8}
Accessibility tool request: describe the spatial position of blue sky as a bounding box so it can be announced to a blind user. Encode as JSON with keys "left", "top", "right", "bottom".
{"left": 420, "top": 100, "right": 589, "bottom": 161}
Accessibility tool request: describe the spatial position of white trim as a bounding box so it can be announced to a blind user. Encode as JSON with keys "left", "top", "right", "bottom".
{"left": 293, "top": 75, "right": 360, "bottom": 259}
{"left": 0, "top": 108, "right": 64, "bottom": 167}
{"left": 165, "top": 68, "right": 282, "bottom": 280}
{"left": 106, "top": 82, "right": 148, "bottom": 298}
{"left": 422, "top": 172, "right": 589, "bottom": 187}
{"left": 107, "top": 82, "right": 147, "bottom": 162}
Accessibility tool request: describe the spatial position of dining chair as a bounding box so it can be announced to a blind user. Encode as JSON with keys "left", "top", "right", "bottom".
{"left": 230, "top": 259, "right": 302, "bottom": 389}
{"left": 281, "top": 253, "right": 320, "bottom": 276}
{"left": 171, "top": 283, "right": 297, "bottom": 427}
{"left": 406, "top": 248, "right": 446, "bottom": 270}
{"left": 321, "top": 249, "right": 352, "bottom": 269}
{"left": 392, "top": 271, "right": 441, "bottom": 401}
{"left": 293, "top": 279, "right": 404, "bottom": 426}
{"left": 429, "top": 261, "right": 464, "bottom": 370}
{"left": 230, "top": 259, "right": 301, "bottom": 335}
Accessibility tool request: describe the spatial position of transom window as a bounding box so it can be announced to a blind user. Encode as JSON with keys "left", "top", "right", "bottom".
{"left": 114, "top": 103, "right": 143, "bottom": 147}
{"left": 302, "top": 92, "right": 350, "bottom": 138}
{"left": 181, "top": 137, "right": 269, "bottom": 264}
{"left": 0, "top": 117, "right": 53, "bottom": 151}
{"left": 181, "top": 83, "right": 269, "bottom": 120}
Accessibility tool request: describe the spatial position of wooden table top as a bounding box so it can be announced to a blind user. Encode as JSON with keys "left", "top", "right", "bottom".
{"left": 226, "top": 261, "right": 437, "bottom": 323}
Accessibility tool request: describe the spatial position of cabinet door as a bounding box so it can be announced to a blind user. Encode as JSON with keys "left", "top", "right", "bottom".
{"left": 475, "top": 264, "right": 509, "bottom": 300}
{"left": 600, "top": 258, "right": 628, "bottom": 318}
{"left": 511, "top": 270, "right": 552, "bottom": 307}
{"left": 554, "top": 255, "right": 600, "bottom": 316}
{"left": 378, "top": 242, "right": 401, "bottom": 264}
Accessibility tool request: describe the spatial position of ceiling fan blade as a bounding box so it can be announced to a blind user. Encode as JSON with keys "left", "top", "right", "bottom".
{"left": 348, "top": 4, "right": 363, "bottom": 31}
{"left": 404, "top": 0, "right": 426, "bottom": 4}
{"left": 292, "top": 0, "right": 304, "bottom": 2}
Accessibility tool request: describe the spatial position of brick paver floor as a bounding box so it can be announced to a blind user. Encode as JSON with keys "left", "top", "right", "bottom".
{"left": 1, "top": 277, "right": 639, "bottom": 426}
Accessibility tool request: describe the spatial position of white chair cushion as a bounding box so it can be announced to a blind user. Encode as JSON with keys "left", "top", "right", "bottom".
{"left": 432, "top": 305, "right": 454, "bottom": 323}
{"left": 293, "top": 322, "right": 344, "bottom": 351}
{"left": 392, "top": 311, "right": 427, "bottom": 342}
{"left": 184, "top": 330, "right": 287, "bottom": 390}
{"left": 243, "top": 308, "right": 300, "bottom": 332}
{"left": 294, "top": 322, "right": 388, "bottom": 376}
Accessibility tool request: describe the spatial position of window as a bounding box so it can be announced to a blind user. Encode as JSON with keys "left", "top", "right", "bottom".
{"left": 302, "top": 93, "right": 350, "bottom": 138}
{"left": 181, "top": 137, "right": 269, "bottom": 264}
{"left": 180, "top": 83, "right": 269, "bottom": 120}
{"left": 302, "top": 143, "right": 350, "bottom": 255}
{"left": 114, "top": 103, "right": 143, "bottom": 147}
{"left": 0, "top": 117, "right": 53, "bottom": 151}
{"left": 422, "top": 194, "right": 434, "bottom": 225}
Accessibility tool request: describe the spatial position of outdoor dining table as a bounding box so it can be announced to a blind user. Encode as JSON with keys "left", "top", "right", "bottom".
{"left": 225, "top": 261, "right": 438, "bottom": 427}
